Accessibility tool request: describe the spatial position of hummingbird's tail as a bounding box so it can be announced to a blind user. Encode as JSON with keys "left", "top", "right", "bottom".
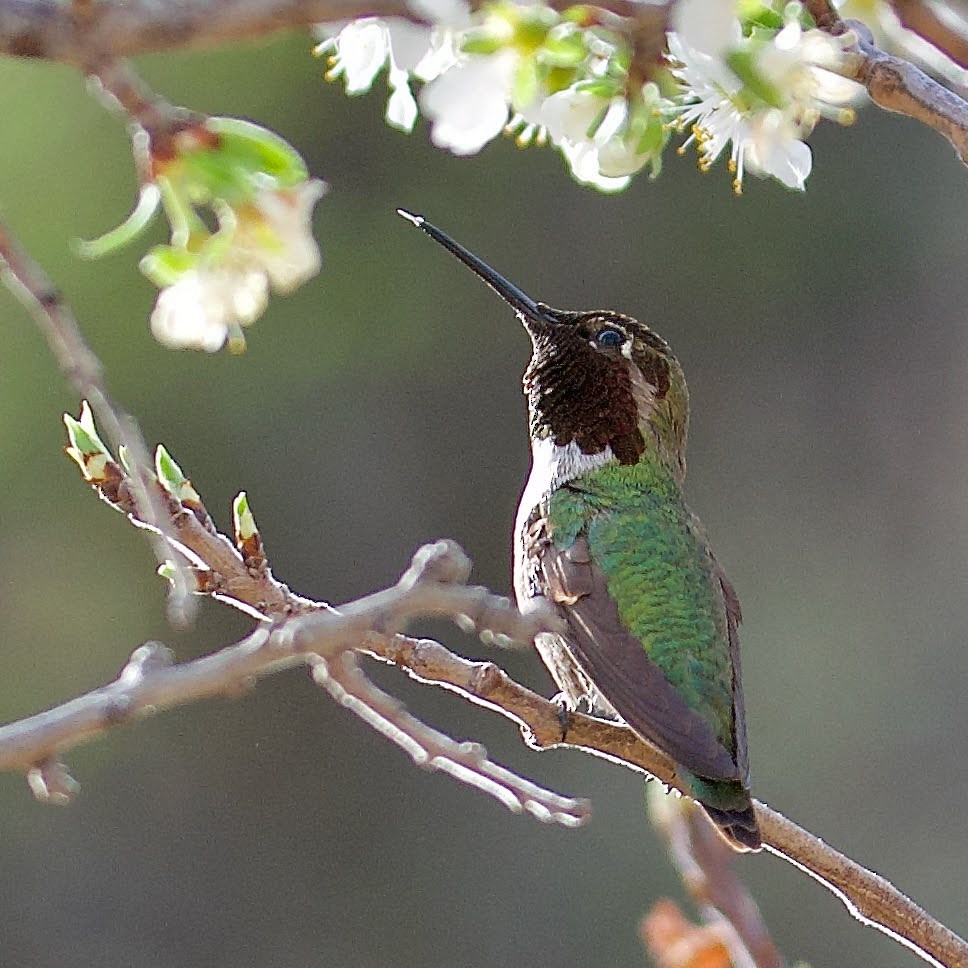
{"left": 700, "top": 803, "right": 761, "bottom": 852}
{"left": 687, "top": 774, "right": 762, "bottom": 852}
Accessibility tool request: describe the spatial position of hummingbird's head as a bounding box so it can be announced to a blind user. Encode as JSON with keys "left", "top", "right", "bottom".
{"left": 520, "top": 306, "right": 688, "bottom": 473}
{"left": 398, "top": 209, "right": 689, "bottom": 476}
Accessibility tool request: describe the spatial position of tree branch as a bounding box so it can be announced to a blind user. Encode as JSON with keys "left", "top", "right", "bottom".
{"left": 648, "top": 792, "right": 786, "bottom": 968}
{"left": 2, "top": 0, "right": 968, "bottom": 176}
{"left": 0, "top": 0, "right": 412, "bottom": 63}
{"left": 0, "top": 218, "right": 196, "bottom": 624}
{"left": 49, "top": 391, "right": 968, "bottom": 967}
{"left": 0, "top": 539, "right": 590, "bottom": 826}
{"left": 888, "top": 0, "right": 968, "bottom": 71}
{"left": 804, "top": 0, "right": 968, "bottom": 166}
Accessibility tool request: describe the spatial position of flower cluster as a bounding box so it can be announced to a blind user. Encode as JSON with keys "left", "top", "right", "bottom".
{"left": 318, "top": 0, "right": 863, "bottom": 193}
{"left": 83, "top": 118, "right": 325, "bottom": 352}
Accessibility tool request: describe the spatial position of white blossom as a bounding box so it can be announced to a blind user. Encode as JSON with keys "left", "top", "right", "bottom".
{"left": 540, "top": 89, "right": 658, "bottom": 192}
{"left": 150, "top": 180, "right": 325, "bottom": 352}
{"left": 235, "top": 179, "right": 327, "bottom": 293}
{"left": 670, "top": 0, "right": 740, "bottom": 57}
{"left": 668, "top": 11, "right": 859, "bottom": 193}
{"left": 150, "top": 266, "right": 269, "bottom": 353}
{"left": 319, "top": 10, "right": 467, "bottom": 132}
{"left": 420, "top": 52, "right": 517, "bottom": 155}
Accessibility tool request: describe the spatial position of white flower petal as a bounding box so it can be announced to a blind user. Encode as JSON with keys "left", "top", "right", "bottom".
{"left": 239, "top": 180, "right": 326, "bottom": 293}
{"left": 671, "top": 0, "right": 741, "bottom": 57}
{"left": 385, "top": 18, "right": 434, "bottom": 71}
{"left": 387, "top": 68, "right": 419, "bottom": 131}
{"left": 338, "top": 20, "right": 390, "bottom": 93}
{"left": 540, "top": 89, "right": 608, "bottom": 143}
{"left": 420, "top": 55, "right": 514, "bottom": 155}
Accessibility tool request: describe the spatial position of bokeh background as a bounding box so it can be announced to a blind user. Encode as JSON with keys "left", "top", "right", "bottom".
{"left": 1, "top": 28, "right": 966, "bottom": 968}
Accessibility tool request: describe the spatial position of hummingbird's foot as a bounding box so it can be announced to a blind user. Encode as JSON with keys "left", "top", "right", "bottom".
{"left": 551, "top": 693, "right": 573, "bottom": 742}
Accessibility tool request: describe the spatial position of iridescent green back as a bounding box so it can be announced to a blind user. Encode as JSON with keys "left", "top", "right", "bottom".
{"left": 547, "top": 457, "right": 735, "bottom": 753}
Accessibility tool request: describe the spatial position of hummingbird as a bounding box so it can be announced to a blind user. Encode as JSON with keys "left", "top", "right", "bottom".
{"left": 398, "top": 209, "right": 760, "bottom": 852}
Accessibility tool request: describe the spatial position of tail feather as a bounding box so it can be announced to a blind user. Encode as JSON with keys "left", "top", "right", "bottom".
{"left": 700, "top": 803, "right": 761, "bottom": 852}
{"left": 686, "top": 773, "right": 762, "bottom": 852}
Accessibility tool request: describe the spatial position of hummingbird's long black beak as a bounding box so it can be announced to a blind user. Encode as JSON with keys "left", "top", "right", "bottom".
{"left": 397, "top": 209, "right": 557, "bottom": 327}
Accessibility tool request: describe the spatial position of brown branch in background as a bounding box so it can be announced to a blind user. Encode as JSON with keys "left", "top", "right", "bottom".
{"left": 0, "top": 0, "right": 412, "bottom": 63}
{"left": 804, "top": 0, "right": 968, "bottom": 165}
{"left": 1, "top": 0, "right": 968, "bottom": 174}
{"left": 88, "top": 59, "right": 199, "bottom": 159}
{"left": 648, "top": 791, "right": 786, "bottom": 968}
{"left": 848, "top": 19, "right": 968, "bottom": 163}
{"left": 0, "top": 219, "right": 196, "bottom": 624}
{"left": 888, "top": 0, "right": 968, "bottom": 71}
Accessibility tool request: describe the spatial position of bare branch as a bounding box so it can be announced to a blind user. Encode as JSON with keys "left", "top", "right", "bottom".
{"left": 0, "top": 0, "right": 412, "bottom": 63}
{"left": 848, "top": 18, "right": 968, "bottom": 164}
{"left": 888, "top": 0, "right": 968, "bottom": 71}
{"left": 0, "top": 218, "right": 195, "bottom": 623}
{"left": 370, "top": 637, "right": 968, "bottom": 968}
{"left": 54, "top": 439, "right": 968, "bottom": 965}
{"left": 804, "top": 0, "right": 968, "bottom": 166}
{"left": 0, "top": 541, "right": 588, "bottom": 826}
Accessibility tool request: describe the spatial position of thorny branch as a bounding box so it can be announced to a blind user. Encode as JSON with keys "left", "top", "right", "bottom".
{"left": 2, "top": 0, "right": 968, "bottom": 171}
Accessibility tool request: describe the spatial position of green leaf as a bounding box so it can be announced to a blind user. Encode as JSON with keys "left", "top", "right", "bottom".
{"left": 63, "top": 402, "right": 108, "bottom": 457}
{"left": 511, "top": 57, "right": 542, "bottom": 112}
{"left": 139, "top": 245, "right": 199, "bottom": 287}
{"left": 540, "top": 26, "right": 588, "bottom": 67}
{"left": 155, "top": 444, "right": 202, "bottom": 504}
{"left": 461, "top": 35, "right": 506, "bottom": 55}
{"left": 726, "top": 48, "right": 787, "bottom": 109}
{"left": 157, "top": 560, "right": 179, "bottom": 582}
{"left": 574, "top": 76, "right": 621, "bottom": 100}
{"left": 155, "top": 444, "right": 187, "bottom": 494}
{"left": 232, "top": 491, "right": 258, "bottom": 542}
{"left": 207, "top": 118, "right": 309, "bottom": 189}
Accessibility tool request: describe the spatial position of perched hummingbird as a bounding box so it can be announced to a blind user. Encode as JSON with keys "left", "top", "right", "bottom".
{"left": 398, "top": 210, "right": 760, "bottom": 852}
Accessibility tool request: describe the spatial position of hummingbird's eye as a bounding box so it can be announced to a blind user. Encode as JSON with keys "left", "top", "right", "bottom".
{"left": 596, "top": 328, "right": 625, "bottom": 348}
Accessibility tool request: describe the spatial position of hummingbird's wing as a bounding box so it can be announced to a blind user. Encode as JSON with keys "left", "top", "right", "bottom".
{"left": 711, "top": 556, "right": 749, "bottom": 781}
{"left": 537, "top": 529, "right": 742, "bottom": 783}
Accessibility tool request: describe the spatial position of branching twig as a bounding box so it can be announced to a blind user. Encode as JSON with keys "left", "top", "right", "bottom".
{"left": 805, "top": 0, "right": 968, "bottom": 165}
{"left": 0, "top": 218, "right": 195, "bottom": 624}
{"left": 0, "top": 539, "right": 588, "bottom": 826}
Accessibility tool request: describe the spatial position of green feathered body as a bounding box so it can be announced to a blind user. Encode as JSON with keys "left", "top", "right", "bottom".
{"left": 545, "top": 454, "right": 750, "bottom": 816}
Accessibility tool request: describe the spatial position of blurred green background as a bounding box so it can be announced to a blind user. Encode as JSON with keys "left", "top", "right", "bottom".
{"left": 1, "top": 30, "right": 967, "bottom": 967}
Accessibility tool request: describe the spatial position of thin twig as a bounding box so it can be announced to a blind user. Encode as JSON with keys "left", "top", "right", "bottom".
{"left": 648, "top": 792, "right": 786, "bottom": 968}
{"left": 848, "top": 18, "right": 968, "bottom": 163}
{"left": 889, "top": 0, "right": 968, "bottom": 71}
{"left": 0, "top": 0, "right": 412, "bottom": 63}
{"left": 806, "top": 0, "right": 968, "bottom": 165}
{"left": 0, "top": 219, "right": 195, "bottom": 624}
